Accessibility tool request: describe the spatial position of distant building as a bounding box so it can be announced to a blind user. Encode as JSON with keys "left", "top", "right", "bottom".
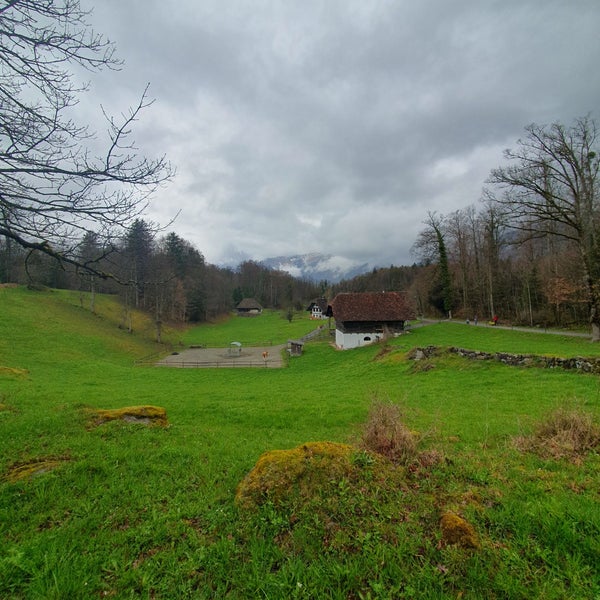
{"left": 306, "top": 297, "right": 329, "bottom": 320}
{"left": 328, "top": 291, "right": 414, "bottom": 349}
{"left": 287, "top": 339, "right": 304, "bottom": 356}
{"left": 235, "top": 298, "right": 263, "bottom": 316}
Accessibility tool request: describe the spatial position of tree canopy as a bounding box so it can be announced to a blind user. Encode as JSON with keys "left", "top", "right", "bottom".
{"left": 488, "top": 116, "right": 600, "bottom": 339}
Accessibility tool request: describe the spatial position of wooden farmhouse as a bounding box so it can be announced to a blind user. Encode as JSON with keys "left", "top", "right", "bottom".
{"left": 328, "top": 291, "right": 414, "bottom": 350}
{"left": 306, "top": 297, "right": 329, "bottom": 320}
{"left": 235, "top": 298, "right": 263, "bottom": 316}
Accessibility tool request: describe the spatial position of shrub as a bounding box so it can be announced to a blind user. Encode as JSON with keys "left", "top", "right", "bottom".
{"left": 514, "top": 407, "right": 600, "bottom": 459}
{"left": 359, "top": 399, "right": 418, "bottom": 465}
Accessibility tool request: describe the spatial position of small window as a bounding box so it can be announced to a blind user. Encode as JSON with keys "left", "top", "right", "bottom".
{"left": 364, "top": 336, "right": 371, "bottom": 342}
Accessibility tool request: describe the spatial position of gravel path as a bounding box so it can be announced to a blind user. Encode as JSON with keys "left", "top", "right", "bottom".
{"left": 156, "top": 344, "right": 287, "bottom": 368}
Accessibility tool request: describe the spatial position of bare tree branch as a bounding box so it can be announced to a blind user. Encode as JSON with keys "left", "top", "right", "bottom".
{"left": 487, "top": 116, "right": 600, "bottom": 339}
{"left": 0, "top": 0, "right": 174, "bottom": 274}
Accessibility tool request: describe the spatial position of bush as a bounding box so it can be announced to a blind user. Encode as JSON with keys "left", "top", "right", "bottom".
{"left": 359, "top": 399, "right": 418, "bottom": 465}
{"left": 514, "top": 407, "right": 600, "bottom": 459}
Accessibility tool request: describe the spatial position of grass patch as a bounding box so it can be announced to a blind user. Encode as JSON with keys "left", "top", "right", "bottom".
{"left": 402, "top": 320, "right": 600, "bottom": 357}
{"left": 0, "top": 366, "right": 29, "bottom": 379}
{"left": 1, "top": 287, "right": 600, "bottom": 598}
{"left": 180, "top": 309, "right": 322, "bottom": 347}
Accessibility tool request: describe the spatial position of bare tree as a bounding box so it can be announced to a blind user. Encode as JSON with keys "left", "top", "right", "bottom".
{"left": 479, "top": 201, "right": 506, "bottom": 321}
{"left": 488, "top": 116, "right": 600, "bottom": 339}
{"left": 0, "top": 0, "right": 173, "bottom": 278}
{"left": 412, "top": 212, "right": 453, "bottom": 318}
{"left": 446, "top": 208, "right": 474, "bottom": 316}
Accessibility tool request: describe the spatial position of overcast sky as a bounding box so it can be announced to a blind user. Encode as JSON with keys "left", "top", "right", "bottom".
{"left": 79, "top": 0, "right": 599, "bottom": 269}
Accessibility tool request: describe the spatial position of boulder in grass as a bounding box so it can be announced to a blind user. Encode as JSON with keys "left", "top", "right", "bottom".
{"left": 4, "top": 456, "right": 69, "bottom": 482}
{"left": 0, "top": 366, "right": 29, "bottom": 379}
{"left": 88, "top": 405, "right": 168, "bottom": 427}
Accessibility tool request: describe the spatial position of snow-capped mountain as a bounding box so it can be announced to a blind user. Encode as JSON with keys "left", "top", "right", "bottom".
{"left": 261, "top": 253, "right": 370, "bottom": 283}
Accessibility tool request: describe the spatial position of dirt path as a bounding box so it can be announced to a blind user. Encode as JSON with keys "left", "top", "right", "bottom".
{"left": 156, "top": 344, "right": 287, "bottom": 368}
{"left": 415, "top": 318, "right": 591, "bottom": 339}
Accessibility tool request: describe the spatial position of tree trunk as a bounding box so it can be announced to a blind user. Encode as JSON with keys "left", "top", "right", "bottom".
{"left": 589, "top": 295, "right": 600, "bottom": 342}
{"left": 90, "top": 276, "right": 95, "bottom": 314}
{"left": 487, "top": 266, "right": 495, "bottom": 320}
{"left": 580, "top": 246, "right": 600, "bottom": 341}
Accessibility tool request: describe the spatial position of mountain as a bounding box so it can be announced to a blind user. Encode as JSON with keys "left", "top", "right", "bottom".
{"left": 261, "top": 253, "right": 370, "bottom": 283}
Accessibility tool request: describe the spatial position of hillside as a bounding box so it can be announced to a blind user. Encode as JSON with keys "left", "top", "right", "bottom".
{"left": 0, "top": 286, "right": 171, "bottom": 369}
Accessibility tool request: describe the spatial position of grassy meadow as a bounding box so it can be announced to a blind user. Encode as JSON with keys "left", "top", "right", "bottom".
{"left": 1, "top": 286, "right": 599, "bottom": 599}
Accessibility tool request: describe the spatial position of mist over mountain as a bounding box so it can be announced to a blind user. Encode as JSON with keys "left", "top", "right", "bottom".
{"left": 261, "top": 253, "right": 370, "bottom": 283}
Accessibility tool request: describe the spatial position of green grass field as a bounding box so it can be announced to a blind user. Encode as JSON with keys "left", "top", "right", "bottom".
{"left": 1, "top": 286, "right": 599, "bottom": 599}
{"left": 180, "top": 309, "right": 323, "bottom": 348}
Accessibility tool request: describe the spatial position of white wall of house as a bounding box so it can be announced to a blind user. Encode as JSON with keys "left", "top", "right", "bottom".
{"left": 335, "top": 329, "right": 380, "bottom": 350}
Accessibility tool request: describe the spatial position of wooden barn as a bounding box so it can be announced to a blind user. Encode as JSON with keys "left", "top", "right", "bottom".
{"left": 235, "top": 298, "right": 263, "bottom": 316}
{"left": 328, "top": 291, "right": 414, "bottom": 350}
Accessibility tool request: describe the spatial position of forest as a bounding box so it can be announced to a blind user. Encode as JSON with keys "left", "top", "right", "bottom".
{"left": 0, "top": 192, "right": 589, "bottom": 332}
{"left": 0, "top": 221, "right": 325, "bottom": 327}
{"left": 2, "top": 115, "right": 598, "bottom": 332}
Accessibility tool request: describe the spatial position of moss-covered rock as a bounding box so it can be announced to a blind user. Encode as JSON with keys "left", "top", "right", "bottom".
{"left": 4, "top": 457, "right": 69, "bottom": 482}
{"left": 0, "top": 365, "right": 29, "bottom": 379}
{"left": 88, "top": 405, "right": 168, "bottom": 427}
{"left": 235, "top": 441, "right": 402, "bottom": 511}
{"left": 439, "top": 511, "right": 479, "bottom": 549}
{"left": 236, "top": 442, "right": 417, "bottom": 558}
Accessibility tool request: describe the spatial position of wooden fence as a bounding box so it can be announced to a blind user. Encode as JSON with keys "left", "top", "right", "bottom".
{"left": 155, "top": 359, "right": 281, "bottom": 368}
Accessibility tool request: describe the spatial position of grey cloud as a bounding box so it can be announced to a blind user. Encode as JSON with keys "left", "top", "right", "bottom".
{"left": 78, "top": 0, "right": 600, "bottom": 266}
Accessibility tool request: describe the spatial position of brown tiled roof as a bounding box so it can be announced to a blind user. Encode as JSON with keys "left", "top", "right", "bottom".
{"left": 236, "top": 298, "right": 262, "bottom": 310}
{"left": 330, "top": 292, "right": 414, "bottom": 322}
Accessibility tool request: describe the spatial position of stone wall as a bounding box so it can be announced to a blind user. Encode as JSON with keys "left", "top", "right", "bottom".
{"left": 409, "top": 346, "right": 600, "bottom": 374}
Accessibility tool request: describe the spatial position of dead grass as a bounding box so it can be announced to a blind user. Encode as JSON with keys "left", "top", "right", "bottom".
{"left": 514, "top": 407, "right": 600, "bottom": 460}
{"left": 359, "top": 399, "right": 419, "bottom": 465}
{"left": 372, "top": 342, "right": 394, "bottom": 361}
